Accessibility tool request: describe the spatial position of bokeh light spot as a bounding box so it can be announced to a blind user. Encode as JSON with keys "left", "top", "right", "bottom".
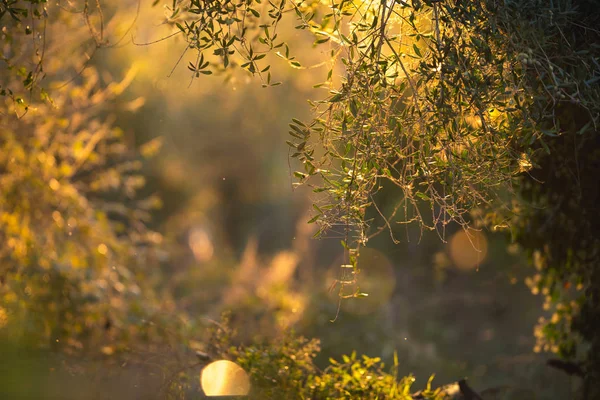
{"left": 448, "top": 230, "right": 488, "bottom": 271}
{"left": 200, "top": 360, "right": 250, "bottom": 396}
{"left": 97, "top": 243, "right": 108, "bottom": 255}
{"left": 189, "top": 227, "right": 214, "bottom": 263}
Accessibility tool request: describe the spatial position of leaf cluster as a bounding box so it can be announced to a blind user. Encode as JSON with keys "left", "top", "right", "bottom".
{"left": 0, "top": 65, "right": 163, "bottom": 351}
{"left": 165, "top": 0, "right": 290, "bottom": 85}
{"left": 207, "top": 315, "right": 443, "bottom": 399}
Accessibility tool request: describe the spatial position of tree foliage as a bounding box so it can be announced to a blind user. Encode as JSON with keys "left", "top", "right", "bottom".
{"left": 1, "top": 2, "right": 168, "bottom": 351}
{"left": 2, "top": 0, "right": 600, "bottom": 397}
{"left": 205, "top": 314, "right": 445, "bottom": 399}
{"left": 168, "top": 0, "right": 600, "bottom": 394}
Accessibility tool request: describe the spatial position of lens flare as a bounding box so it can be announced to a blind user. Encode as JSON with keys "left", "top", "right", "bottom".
{"left": 189, "top": 227, "right": 214, "bottom": 262}
{"left": 448, "top": 230, "right": 488, "bottom": 271}
{"left": 200, "top": 360, "right": 250, "bottom": 396}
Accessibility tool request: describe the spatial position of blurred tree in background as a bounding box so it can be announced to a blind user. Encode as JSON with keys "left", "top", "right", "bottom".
{"left": 1, "top": 0, "right": 598, "bottom": 399}
{"left": 1, "top": 1, "right": 167, "bottom": 347}
{"left": 1, "top": 3, "right": 195, "bottom": 397}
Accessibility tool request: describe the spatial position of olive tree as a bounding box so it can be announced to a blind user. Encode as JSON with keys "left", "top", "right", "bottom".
{"left": 2, "top": 0, "right": 599, "bottom": 396}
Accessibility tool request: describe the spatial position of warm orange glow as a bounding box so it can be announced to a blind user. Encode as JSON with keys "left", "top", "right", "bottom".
{"left": 97, "top": 243, "right": 108, "bottom": 255}
{"left": 200, "top": 360, "right": 250, "bottom": 396}
{"left": 0, "top": 307, "right": 8, "bottom": 328}
{"left": 448, "top": 230, "right": 488, "bottom": 271}
{"left": 188, "top": 227, "right": 214, "bottom": 262}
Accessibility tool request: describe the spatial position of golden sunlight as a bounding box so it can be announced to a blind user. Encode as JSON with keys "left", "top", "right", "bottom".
{"left": 200, "top": 360, "right": 251, "bottom": 396}
{"left": 188, "top": 227, "right": 214, "bottom": 263}
{"left": 448, "top": 230, "right": 488, "bottom": 271}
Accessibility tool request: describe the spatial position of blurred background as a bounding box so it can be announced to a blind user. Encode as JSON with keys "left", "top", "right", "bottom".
{"left": 0, "top": 1, "right": 576, "bottom": 398}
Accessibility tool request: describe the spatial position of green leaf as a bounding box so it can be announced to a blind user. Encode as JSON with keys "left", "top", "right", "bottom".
{"left": 416, "top": 192, "right": 430, "bottom": 201}
{"left": 330, "top": 93, "right": 344, "bottom": 102}
{"left": 307, "top": 215, "right": 320, "bottom": 224}
{"left": 288, "top": 130, "right": 303, "bottom": 139}
{"left": 577, "top": 121, "right": 592, "bottom": 135}
{"left": 292, "top": 118, "right": 306, "bottom": 127}
{"left": 294, "top": 171, "right": 307, "bottom": 179}
{"left": 413, "top": 44, "right": 422, "bottom": 58}
{"left": 289, "top": 124, "right": 306, "bottom": 137}
{"left": 349, "top": 99, "right": 358, "bottom": 117}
